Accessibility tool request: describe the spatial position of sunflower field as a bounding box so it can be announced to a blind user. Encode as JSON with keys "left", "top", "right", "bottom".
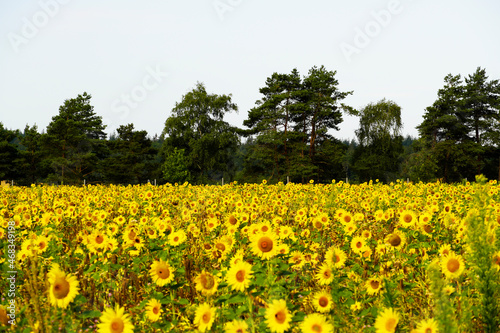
{"left": 1, "top": 176, "right": 500, "bottom": 333}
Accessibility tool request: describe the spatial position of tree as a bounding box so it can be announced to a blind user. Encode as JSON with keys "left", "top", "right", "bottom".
{"left": 352, "top": 99, "right": 404, "bottom": 182}
{"left": 243, "top": 69, "right": 302, "bottom": 180}
{"left": 0, "top": 123, "right": 21, "bottom": 181}
{"left": 101, "top": 124, "right": 158, "bottom": 184}
{"left": 416, "top": 68, "right": 500, "bottom": 181}
{"left": 18, "top": 125, "right": 45, "bottom": 185}
{"left": 162, "top": 147, "right": 191, "bottom": 183}
{"left": 161, "top": 82, "right": 239, "bottom": 183}
{"left": 41, "top": 92, "right": 106, "bottom": 184}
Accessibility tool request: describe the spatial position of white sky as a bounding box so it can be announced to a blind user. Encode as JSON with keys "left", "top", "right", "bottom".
{"left": 1, "top": 0, "right": 499, "bottom": 141}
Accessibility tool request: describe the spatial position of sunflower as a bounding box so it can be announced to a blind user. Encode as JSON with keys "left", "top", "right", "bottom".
{"left": 385, "top": 230, "right": 406, "bottom": 250}
{"left": 265, "top": 299, "right": 292, "bottom": 333}
{"left": 149, "top": 260, "right": 175, "bottom": 286}
{"left": 415, "top": 318, "right": 438, "bottom": 333}
{"left": 312, "top": 290, "right": 333, "bottom": 313}
{"left": 441, "top": 252, "right": 465, "bottom": 279}
{"left": 351, "top": 236, "right": 367, "bottom": 255}
{"left": 315, "top": 262, "right": 334, "bottom": 285}
{"left": 289, "top": 251, "right": 305, "bottom": 270}
{"left": 438, "top": 244, "right": 452, "bottom": 257}
{"left": 194, "top": 303, "right": 216, "bottom": 332}
{"left": 145, "top": 299, "right": 162, "bottom": 322}
{"left": 48, "top": 264, "right": 79, "bottom": 309}
{"left": 365, "top": 277, "right": 382, "bottom": 295}
{"left": 168, "top": 230, "right": 186, "bottom": 246}
{"left": 493, "top": 250, "right": 500, "bottom": 271}
{"left": 224, "top": 319, "right": 249, "bottom": 333}
{"left": 399, "top": 210, "right": 417, "bottom": 228}
{"left": 300, "top": 313, "right": 334, "bottom": 333}
{"left": 325, "top": 246, "right": 347, "bottom": 268}
{"left": 0, "top": 305, "right": 8, "bottom": 326}
{"left": 251, "top": 232, "right": 278, "bottom": 260}
{"left": 194, "top": 271, "right": 219, "bottom": 296}
{"left": 226, "top": 260, "right": 252, "bottom": 291}
{"left": 374, "top": 308, "right": 399, "bottom": 333}
{"left": 97, "top": 304, "right": 134, "bottom": 333}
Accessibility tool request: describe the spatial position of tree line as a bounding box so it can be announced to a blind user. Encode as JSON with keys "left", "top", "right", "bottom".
{"left": 1, "top": 66, "right": 499, "bottom": 185}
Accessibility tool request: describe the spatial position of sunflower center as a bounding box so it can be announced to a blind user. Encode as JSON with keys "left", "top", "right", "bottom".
{"left": 356, "top": 241, "right": 362, "bottom": 248}
{"left": 423, "top": 225, "right": 432, "bottom": 233}
{"left": 236, "top": 330, "right": 243, "bottom": 333}
{"left": 425, "top": 328, "right": 432, "bottom": 333}
{"left": 343, "top": 216, "right": 351, "bottom": 223}
{"left": 236, "top": 270, "right": 245, "bottom": 282}
{"left": 228, "top": 215, "right": 237, "bottom": 225}
{"left": 110, "top": 318, "right": 124, "bottom": 333}
{"left": 494, "top": 255, "right": 500, "bottom": 265}
{"left": 318, "top": 296, "right": 328, "bottom": 307}
{"left": 261, "top": 226, "right": 269, "bottom": 232}
{"left": 216, "top": 243, "right": 226, "bottom": 251}
{"left": 96, "top": 235, "right": 104, "bottom": 244}
{"left": 389, "top": 234, "right": 401, "bottom": 247}
{"left": 258, "top": 237, "right": 273, "bottom": 253}
{"left": 404, "top": 214, "right": 412, "bottom": 223}
{"left": 274, "top": 310, "right": 286, "bottom": 324}
{"left": 312, "top": 324, "right": 322, "bottom": 332}
{"left": 173, "top": 236, "right": 179, "bottom": 242}
{"left": 201, "top": 274, "right": 215, "bottom": 289}
{"left": 156, "top": 265, "right": 170, "bottom": 279}
{"left": 370, "top": 280, "right": 380, "bottom": 290}
{"left": 52, "top": 277, "right": 70, "bottom": 299}
{"left": 128, "top": 230, "right": 136, "bottom": 240}
{"left": 447, "top": 258, "right": 460, "bottom": 273}
{"left": 385, "top": 317, "right": 397, "bottom": 331}
{"left": 202, "top": 312, "right": 211, "bottom": 323}
{"left": 153, "top": 306, "right": 160, "bottom": 315}
{"left": 323, "top": 270, "right": 331, "bottom": 278}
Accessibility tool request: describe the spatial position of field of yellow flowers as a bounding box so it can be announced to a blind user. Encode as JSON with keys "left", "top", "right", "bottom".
{"left": 1, "top": 177, "right": 500, "bottom": 333}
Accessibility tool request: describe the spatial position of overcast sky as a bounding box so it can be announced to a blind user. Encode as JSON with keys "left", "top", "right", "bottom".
{"left": 1, "top": 0, "right": 499, "bottom": 141}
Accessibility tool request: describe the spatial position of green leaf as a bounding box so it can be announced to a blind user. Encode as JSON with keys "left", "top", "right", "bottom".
{"left": 81, "top": 310, "right": 102, "bottom": 319}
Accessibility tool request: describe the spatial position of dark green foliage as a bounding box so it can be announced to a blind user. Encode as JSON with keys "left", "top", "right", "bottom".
{"left": 41, "top": 92, "right": 107, "bottom": 185}
{"left": 100, "top": 124, "right": 159, "bottom": 184}
{"left": 352, "top": 99, "right": 404, "bottom": 183}
{"left": 161, "top": 82, "right": 240, "bottom": 184}
{"left": 413, "top": 67, "right": 500, "bottom": 182}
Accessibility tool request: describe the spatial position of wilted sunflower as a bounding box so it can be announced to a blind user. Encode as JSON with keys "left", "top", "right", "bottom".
{"left": 441, "top": 252, "right": 465, "bottom": 279}
{"left": 145, "top": 299, "right": 162, "bottom": 322}
{"left": 149, "top": 260, "right": 175, "bottom": 286}
{"left": 195, "top": 271, "right": 219, "bottom": 296}
{"left": 194, "top": 302, "right": 216, "bottom": 332}
{"left": 300, "top": 313, "right": 334, "bottom": 333}
{"left": 251, "top": 232, "right": 278, "bottom": 260}
{"left": 48, "top": 264, "right": 79, "bottom": 309}
{"left": 97, "top": 304, "right": 134, "bottom": 333}
{"left": 311, "top": 290, "right": 333, "bottom": 313}
{"left": 415, "top": 318, "right": 439, "bottom": 333}
{"left": 226, "top": 261, "right": 253, "bottom": 292}
{"left": 265, "top": 299, "right": 292, "bottom": 333}
{"left": 374, "top": 308, "right": 399, "bottom": 333}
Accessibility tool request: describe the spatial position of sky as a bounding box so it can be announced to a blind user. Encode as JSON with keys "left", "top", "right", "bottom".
{"left": 1, "top": 0, "right": 499, "bottom": 141}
